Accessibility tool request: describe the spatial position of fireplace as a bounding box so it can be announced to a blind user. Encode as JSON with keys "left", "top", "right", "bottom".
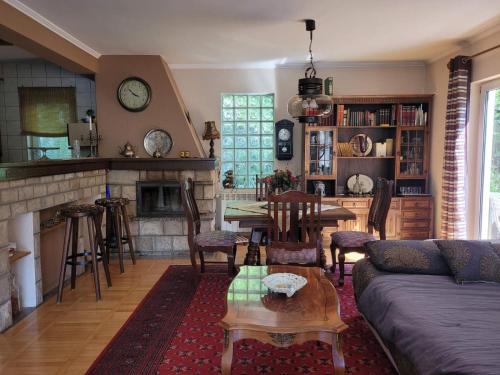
{"left": 136, "top": 181, "right": 184, "bottom": 217}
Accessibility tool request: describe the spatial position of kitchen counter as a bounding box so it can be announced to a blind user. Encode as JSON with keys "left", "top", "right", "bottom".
{"left": 0, "top": 157, "right": 217, "bottom": 181}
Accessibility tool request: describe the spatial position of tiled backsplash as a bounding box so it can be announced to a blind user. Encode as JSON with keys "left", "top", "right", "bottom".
{"left": 0, "top": 59, "right": 96, "bottom": 162}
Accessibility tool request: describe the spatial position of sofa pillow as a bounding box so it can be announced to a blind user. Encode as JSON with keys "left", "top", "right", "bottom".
{"left": 435, "top": 240, "right": 500, "bottom": 283}
{"left": 365, "top": 240, "right": 450, "bottom": 275}
{"left": 491, "top": 242, "right": 500, "bottom": 258}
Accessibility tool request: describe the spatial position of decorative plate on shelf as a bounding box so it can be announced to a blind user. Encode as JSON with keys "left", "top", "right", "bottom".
{"left": 262, "top": 273, "right": 307, "bottom": 298}
{"left": 349, "top": 133, "right": 372, "bottom": 156}
{"left": 143, "top": 129, "right": 173, "bottom": 157}
{"left": 346, "top": 174, "right": 374, "bottom": 194}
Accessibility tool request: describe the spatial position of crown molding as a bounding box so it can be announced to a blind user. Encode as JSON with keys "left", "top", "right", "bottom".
{"left": 170, "top": 60, "right": 426, "bottom": 70}
{"left": 428, "top": 21, "right": 500, "bottom": 63}
{"left": 4, "top": 0, "right": 101, "bottom": 58}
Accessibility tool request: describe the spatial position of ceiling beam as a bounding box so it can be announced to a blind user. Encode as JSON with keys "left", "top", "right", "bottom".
{"left": 0, "top": 1, "right": 98, "bottom": 74}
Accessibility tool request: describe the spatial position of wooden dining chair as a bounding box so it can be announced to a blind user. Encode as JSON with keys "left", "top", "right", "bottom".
{"left": 181, "top": 178, "right": 247, "bottom": 275}
{"left": 330, "top": 178, "right": 394, "bottom": 285}
{"left": 255, "top": 175, "right": 270, "bottom": 201}
{"left": 266, "top": 190, "right": 322, "bottom": 266}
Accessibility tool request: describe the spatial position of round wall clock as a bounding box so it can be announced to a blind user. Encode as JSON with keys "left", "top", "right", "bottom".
{"left": 117, "top": 77, "right": 151, "bottom": 112}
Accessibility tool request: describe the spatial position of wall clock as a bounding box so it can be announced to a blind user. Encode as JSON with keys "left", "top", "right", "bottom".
{"left": 275, "top": 119, "right": 294, "bottom": 160}
{"left": 117, "top": 76, "right": 151, "bottom": 112}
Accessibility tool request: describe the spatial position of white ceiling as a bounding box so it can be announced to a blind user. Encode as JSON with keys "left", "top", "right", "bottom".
{"left": 7, "top": 0, "right": 500, "bottom": 66}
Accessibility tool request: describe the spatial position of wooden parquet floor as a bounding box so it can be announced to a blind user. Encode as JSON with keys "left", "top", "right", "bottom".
{"left": 0, "top": 245, "right": 355, "bottom": 374}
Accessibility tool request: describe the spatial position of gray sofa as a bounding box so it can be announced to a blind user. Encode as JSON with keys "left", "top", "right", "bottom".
{"left": 353, "top": 240, "right": 500, "bottom": 375}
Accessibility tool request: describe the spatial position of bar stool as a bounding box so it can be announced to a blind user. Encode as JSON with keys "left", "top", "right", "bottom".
{"left": 95, "top": 198, "right": 136, "bottom": 273}
{"left": 57, "top": 204, "right": 112, "bottom": 302}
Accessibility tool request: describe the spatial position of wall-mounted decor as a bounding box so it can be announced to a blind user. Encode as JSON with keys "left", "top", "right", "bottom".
{"left": 143, "top": 129, "right": 173, "bottom": 158}
{"left": 275, "top": 119, "right": 294, "bottom": 160}
{"left": 117, "top": 76, "right": 152, "bottom": 112}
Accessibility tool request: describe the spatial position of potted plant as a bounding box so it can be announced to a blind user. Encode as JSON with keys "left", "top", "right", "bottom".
{"left": 265, "top": 169, "right": 300, "bottom": 193}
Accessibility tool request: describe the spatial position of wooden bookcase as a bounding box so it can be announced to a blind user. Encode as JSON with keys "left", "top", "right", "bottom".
{"left": 302, "top": 95, "right": 434, "bottom": 239}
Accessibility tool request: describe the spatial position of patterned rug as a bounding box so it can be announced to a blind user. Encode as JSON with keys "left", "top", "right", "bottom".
{"left": 87, "top": 266, "right": 396, "bottom": 375}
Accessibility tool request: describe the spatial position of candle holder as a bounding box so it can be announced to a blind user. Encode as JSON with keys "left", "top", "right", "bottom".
{"left": 84, "top": 131, "right": 102, "bottom": 157}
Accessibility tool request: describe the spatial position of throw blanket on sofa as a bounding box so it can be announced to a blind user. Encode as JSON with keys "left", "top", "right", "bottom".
{"left": 358, "top": 274, "right": 500, "bottom": 375}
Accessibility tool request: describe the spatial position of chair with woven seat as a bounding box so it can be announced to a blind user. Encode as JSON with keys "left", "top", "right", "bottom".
{"left": 330, "top": 177, "right": 394, "bottom": 286}
{"left": 181, "top": 178, "right": 247, "bottom": 275}
{"left": 266, "top": 190, "right": 322, "bottom": 266}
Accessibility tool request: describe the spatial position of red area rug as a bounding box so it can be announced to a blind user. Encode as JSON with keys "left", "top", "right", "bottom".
{"left": 87, "top": 266, "right": 396, "bottom": 374}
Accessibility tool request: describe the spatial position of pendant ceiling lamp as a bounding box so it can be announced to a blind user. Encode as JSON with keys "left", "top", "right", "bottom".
{"left": 287, "top": 19, "right": 333, "bottom": 124}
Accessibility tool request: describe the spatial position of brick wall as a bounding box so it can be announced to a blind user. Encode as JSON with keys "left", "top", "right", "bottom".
{"left": 0, "top": 169, "right": 106, "bottom": 331}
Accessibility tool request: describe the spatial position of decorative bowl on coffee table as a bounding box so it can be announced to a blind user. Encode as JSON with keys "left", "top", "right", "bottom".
{"left": 262, "top": 272, "right": 307, "bottom": 297}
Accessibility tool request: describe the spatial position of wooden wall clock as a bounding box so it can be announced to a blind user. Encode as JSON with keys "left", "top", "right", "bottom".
{"left": 275, "top": 119, "right": 294, "bottom": 160}
{"left": 117, "top": 76, "right": 151, "bottom": 112}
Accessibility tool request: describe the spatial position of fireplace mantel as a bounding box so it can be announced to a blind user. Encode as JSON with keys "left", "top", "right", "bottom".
{"left": 0, "top": 158, "right": 217, "bottom": 182}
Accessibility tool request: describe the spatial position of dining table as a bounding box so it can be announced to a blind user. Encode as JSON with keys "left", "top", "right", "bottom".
{"left": 224, "top": 200, "right": 357, "bottom": 265}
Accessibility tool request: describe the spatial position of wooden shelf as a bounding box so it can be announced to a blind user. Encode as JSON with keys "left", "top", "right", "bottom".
{"left": 9, "top": 250, "right": 31, "bottom": 264}
{"left": 337, "top": 126, "right": 397, "bottom": 129}
{"left": 337, "top": 156, "right": 395, "bottom": 159}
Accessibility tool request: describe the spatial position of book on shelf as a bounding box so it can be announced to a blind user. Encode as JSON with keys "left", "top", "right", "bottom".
{"left": 396, "top": 104, "right": 427, "bottom": 126}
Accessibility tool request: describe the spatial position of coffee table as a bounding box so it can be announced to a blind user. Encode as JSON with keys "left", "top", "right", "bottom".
{"left": 220, "top": 265, "right": 348, "bottom": 374}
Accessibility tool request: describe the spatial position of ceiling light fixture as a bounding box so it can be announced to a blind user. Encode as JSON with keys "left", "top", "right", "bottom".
{"left": 287, "top": 19, "right": 333, "bottom": 124}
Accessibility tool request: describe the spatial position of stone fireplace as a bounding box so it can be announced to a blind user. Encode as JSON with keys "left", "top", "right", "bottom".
{"left": 106, "top": 165, "right": 216, "bottom": 258}
{"left": 136, "top": 181, "right": 183, "bottom": 217}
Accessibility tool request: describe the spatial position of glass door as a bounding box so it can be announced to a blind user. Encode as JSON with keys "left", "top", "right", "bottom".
{"left": 396, "top": 128, "right": 427, "bottom": 179}
{"left": 480, "top": 85, "right": 500, "bottom": 239}
{"left": 304, "top": 126, "right": 336, "bottom": 179}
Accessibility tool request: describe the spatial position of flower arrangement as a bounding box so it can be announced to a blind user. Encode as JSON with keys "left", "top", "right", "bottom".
{"left": 265, "top": 169, "right": 300, "bottom": 192}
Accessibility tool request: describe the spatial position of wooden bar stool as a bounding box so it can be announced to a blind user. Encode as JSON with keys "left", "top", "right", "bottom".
{"left": 57, "top": 204, "right": 112, "bottom": 303}
{"left": 95, "top": 198, "right": 136, "bottom": 273}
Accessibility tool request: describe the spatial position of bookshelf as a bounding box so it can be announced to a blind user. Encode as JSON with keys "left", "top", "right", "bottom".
{"left": 302, "top": 94, "right": 434, "bottom": 239}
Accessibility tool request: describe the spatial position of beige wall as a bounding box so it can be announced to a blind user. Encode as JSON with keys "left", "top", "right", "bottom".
{"left": 426, "top": 28, "right": 500, "bottom": 238}
{"left": 95, "top": 55, "right": 204, "bottom": 158}
{"left": 172, "top": 64, "right": 427, "bottom": 175}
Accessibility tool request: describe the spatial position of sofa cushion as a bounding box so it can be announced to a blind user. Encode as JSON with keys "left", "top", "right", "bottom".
{"left": 435, "top": 240, "right": 500, "bottom": 283}
{"left": 366, "top": 240, "right": 450, "bottom": 275}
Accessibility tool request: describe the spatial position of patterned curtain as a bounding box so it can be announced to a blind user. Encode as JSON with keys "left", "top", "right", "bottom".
{"left": 440, "top": 56, "right": 472, "bottom": 239}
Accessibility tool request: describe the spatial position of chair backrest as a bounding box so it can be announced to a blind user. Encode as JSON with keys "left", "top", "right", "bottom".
{"left": 180, "top": 178, "right": 201, "bottom": 249}
{"left": 255, "top": 175, "right": 269, "bottom": 201}
{"left": 367, "top": 178, "right": 394, "bottom": 239}
{"left": 267, "top": 190, "right": 321, "bottom": 247}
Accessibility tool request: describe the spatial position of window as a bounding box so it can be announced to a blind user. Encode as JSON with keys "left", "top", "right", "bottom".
{"left": 479, "top": 83, "right": 500, "bottom": 239}
{"left": 221, "top": 94, "right": 275, "bottom": 188}
{"left": 19, "top": 87, "right": 76, "bottom": 160}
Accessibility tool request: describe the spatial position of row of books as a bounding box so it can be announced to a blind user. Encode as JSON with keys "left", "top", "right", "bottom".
{"left": 335, "top": 104, "right": 428, "bottom": 127}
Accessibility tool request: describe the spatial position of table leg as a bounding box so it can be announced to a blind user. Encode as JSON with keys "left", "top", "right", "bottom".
{"left": 221, "top": 329, "right": 233, "bottom": 375}
{"left": 332, "top": 332, "right": 345, "bottom": 375}
{"left": 243, "top": 229, "right": 262, "bottom": 266}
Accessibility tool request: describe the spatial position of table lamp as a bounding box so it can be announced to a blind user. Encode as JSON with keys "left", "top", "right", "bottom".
{"left": 202, "top": 121, "right": 220, "bottom": 159}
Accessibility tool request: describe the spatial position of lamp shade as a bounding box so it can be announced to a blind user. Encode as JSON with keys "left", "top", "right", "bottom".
{"left": 287, "top": 77, "right": 333, "bottom": 123}
{"left": 202, "top": 121, "right": 220, "bottom": 140}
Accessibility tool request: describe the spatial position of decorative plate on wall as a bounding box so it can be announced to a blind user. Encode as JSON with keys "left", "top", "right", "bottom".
{"left": 349, "top": 133, "right": 373, "bottom": 157}
{"left": 346, "top": 174, "right": 374, "bottom": 194}
{"left": 143, "top": 129, "right": 173, "bottom": 157}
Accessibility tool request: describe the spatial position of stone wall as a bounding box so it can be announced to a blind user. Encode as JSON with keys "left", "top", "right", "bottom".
{"left": 107, "top": 169, "right": 216, "bottom": 257}
{"left": 0, "top": 169, "right": 106, "bottom": 331}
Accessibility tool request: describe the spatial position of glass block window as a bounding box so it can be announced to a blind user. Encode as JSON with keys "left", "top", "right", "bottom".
{"left": 221, "top": 94, "right": 275, "bottom": 188}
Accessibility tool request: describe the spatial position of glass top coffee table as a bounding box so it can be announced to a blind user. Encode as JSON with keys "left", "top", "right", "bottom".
{"left": 220, "top": 265, "right": 348, "bottom": 374}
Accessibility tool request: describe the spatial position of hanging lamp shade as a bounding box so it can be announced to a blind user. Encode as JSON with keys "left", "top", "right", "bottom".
{"left": 287, "top": 19, "right": 333, "bottom": 124}
{"left": 287, "top": 77, "right": 333, "bottom": 123}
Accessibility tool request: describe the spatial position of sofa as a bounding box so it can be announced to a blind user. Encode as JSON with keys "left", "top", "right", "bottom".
{"left": 352, "top": 240, "right": 500, "bottom": 375}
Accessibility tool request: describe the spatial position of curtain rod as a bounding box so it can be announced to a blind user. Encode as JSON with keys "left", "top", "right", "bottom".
{"left": 471, "top": 43, "right": 500, "bottom": 58}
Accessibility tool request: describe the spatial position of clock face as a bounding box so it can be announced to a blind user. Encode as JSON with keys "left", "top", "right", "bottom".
{"left": 278, "top": 128, "right": 291, "bottom": 141}
{"left": 117, "top": 77, "right": 151, "bottom": 112}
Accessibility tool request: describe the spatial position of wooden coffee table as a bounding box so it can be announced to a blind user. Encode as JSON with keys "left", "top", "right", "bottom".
{"left": 220, "top": 265, "right": 348, "bottom": 374}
